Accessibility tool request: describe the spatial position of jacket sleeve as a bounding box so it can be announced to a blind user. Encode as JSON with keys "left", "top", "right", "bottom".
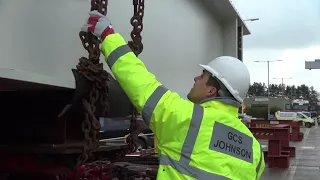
{"left": 256, "top": 148, "right": 265, "bottom": 180}
{"left": 101, "top": 33, "right": 194, "bottom": 137}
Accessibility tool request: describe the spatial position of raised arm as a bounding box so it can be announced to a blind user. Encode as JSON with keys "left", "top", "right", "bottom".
{"left": 101, "top": 33, "right": 194, "bottom": 131}
{"left": 81, "top": 11, "right": 194, "bottom": 136}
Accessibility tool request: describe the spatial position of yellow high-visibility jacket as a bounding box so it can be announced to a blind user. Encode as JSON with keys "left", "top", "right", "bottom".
{"left": 101, "top": 33, "right": 265, "bottom": 180}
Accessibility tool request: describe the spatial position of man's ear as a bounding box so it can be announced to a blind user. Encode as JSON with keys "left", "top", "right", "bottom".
{"left": 207, "top": 86, "right": 217, "bottom": 96}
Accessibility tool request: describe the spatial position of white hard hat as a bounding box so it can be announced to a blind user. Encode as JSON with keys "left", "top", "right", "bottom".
{"left": 199, "top": 56, "right": 250, "bottom": 104}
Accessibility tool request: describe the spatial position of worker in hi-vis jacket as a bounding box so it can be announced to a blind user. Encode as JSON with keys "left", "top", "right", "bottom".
{"left": 81, "top": 11, "right": 265, "bottom": 180}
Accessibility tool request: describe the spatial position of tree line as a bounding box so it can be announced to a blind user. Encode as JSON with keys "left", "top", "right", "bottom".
{"left": 247, "top": 82, "right": 319, "bottom": 103}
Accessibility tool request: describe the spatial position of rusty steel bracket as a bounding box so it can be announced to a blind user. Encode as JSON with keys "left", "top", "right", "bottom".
{"left": 58, "top": 69, "right": 92, "bottom": 118}
{"left": 105, "top": 72, "right": 133, "bottom": 118}
{"left": 59, "top": 69, "right": 134, "bottom": 119}
{"left": 249, "top": 124, "right": 294, "bottom": 168}
{"left": 250, "top": 125, "right": 290, "bottom": 140}
{"left": 247, "top": 120, "right": 304, "bottom": 141}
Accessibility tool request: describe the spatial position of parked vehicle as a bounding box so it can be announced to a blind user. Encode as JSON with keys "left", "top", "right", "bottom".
{"left": 275, "top": 111, "right": 315, "bottom": 128}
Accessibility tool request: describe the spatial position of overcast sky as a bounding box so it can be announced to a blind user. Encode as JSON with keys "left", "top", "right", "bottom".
{"left": 232, "top": 0, "right": 320, "bottom": 91}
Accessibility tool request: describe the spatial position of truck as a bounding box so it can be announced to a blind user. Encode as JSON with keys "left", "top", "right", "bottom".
{"left": 275, "top": 111, "right": 315, "bottom": 128}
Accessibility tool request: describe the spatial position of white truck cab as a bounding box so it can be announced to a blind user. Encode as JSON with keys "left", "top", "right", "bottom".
{"left": 275, "top": 111, "right": 315, "bottom": 128}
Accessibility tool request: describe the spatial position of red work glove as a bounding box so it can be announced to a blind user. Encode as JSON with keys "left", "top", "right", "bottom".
{"left": 81, "top": 11, "right": 115, "bottom": 41}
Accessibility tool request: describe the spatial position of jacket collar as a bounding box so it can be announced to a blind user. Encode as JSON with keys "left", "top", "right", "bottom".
{"left": 199, "top": 97, "right": 241, "bottom": 116}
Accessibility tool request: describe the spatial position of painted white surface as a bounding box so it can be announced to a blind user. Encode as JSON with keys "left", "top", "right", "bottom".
{"left": 0, "top": 0, "right": 243, "bottom": 97}
{"left": 222, "top": 19, "right": 238, "bottom": 58}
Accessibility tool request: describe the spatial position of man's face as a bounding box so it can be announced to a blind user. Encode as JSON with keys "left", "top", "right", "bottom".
{"left": 187, "top": 70, "right": 218, "bottom": 104}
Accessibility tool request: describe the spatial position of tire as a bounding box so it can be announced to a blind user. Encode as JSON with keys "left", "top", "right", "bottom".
{"left": 135, "top": 138, "right": 147, "bottom": 152}
{"left": 305, "top": 122, "right": 311, "bottom": 128}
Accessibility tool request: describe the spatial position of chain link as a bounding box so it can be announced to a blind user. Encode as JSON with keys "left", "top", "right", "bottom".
{"left": 76, "top": 0, "right": 109, "bottom": 167}
{"left": 126, "top": 0, "right": 145, "bottom": 153}
{"left": 128, "top": 0, "right": 145, "bottom": 56}
{"left": 76, "top": 0, "right": 145, "bottom": 166}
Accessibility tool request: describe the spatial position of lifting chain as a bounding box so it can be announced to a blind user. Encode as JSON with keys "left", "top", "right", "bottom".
{"left": 126, "top": 0, "right": 145, "bottom": 153}
{"left": 75, "top": 0, "right": 145, "bottom": 166}
{"left": 128, "top": 0, "right": 145, "bottom": 56}
{"left": 76, "top": 0, "right": 109, "bottom": 167}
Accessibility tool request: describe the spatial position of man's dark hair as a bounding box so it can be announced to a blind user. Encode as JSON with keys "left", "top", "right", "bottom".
{"left": 206, "top": 76, "right": 235, "bottom": 100}
{"left": 206, "top": 76, "right": 221, "bottom": 93}
{"left": 206, "top": 76, "right": 220, "bottom": 88}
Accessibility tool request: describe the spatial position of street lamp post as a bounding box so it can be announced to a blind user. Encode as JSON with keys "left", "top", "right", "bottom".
{"left": 254, "top": 60, "right": 283, "bottom": 119}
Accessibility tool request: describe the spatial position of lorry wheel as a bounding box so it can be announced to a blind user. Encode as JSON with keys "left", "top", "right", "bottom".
{"left": 305, "top": 123, "right": 311, "bottom": 128}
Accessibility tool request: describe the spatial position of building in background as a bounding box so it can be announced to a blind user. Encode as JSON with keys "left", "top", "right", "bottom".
{"left": 243, "top": 97, "right": 289, "bottom": 119}
{"left": 244, "top": 97, "right": 290, "bottom": 111}
{"left": 0, "top": 0, "right": 250, "bottom": 98}
{"left": 244, "top": 97, "right": 319, "bottom": 119}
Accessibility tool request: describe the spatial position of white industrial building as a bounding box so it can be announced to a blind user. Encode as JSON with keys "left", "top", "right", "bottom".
{"left": 0, "top": 0, "right": 250, "bottom": 97}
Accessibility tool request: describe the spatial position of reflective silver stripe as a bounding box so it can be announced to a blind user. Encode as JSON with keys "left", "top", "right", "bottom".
{"left": 142, "top": 85, "right": 168, "bottom": 126}
{"left": 180, "top": 105, "right": 204, "bottom": 163}
{"left": 159, "top": 105, "right": 230, "bottom": 180}
{"left": 160, "top": 154, "right": 229, "bottom": 180}
{"left": 107, "top": 45, "right": 132, "bottom": 69}
{"left": 256, "top": 146, "right": 263, "bottom": 176}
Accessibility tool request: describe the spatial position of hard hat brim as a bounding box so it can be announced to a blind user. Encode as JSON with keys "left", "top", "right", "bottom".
{"left": 199, "top": 64, "right": 216, "bottom": 77}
